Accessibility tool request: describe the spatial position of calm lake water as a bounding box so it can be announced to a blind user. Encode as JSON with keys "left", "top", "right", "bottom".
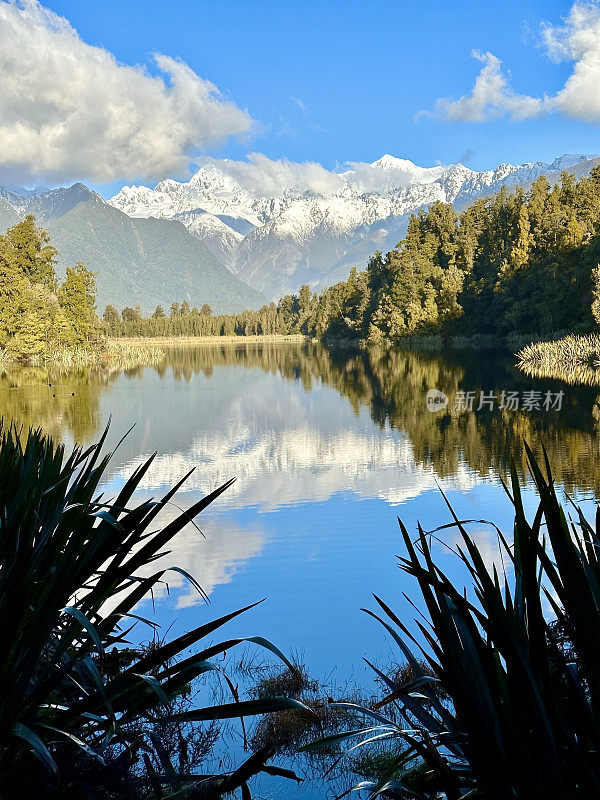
{"left": 3, "top": 341, "right": 599, "bottom": 797}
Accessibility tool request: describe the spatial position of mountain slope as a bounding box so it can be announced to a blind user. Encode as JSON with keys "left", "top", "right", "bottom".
{"left": 110, "top": 153, "right": 599, "bottom": 299}
{"left": 0, "top": 199, "right": 19, "bottom": 233}
{"left": 43, "top": 193, "right": 264, "bottom": 312}
{"left": 0, "top": 184, "right": 264, "bottom": 313}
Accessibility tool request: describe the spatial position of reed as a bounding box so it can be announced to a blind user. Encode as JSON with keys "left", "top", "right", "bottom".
{"left": 29, "top": 340, "right": 166, "bottom": 371}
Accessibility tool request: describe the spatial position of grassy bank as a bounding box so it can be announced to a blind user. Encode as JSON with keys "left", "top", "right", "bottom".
{"left": 112, "top": 333, "right": 308, "bottom": 346}
{"left": 112, "top": 332, "right": 559, "bottom": 352}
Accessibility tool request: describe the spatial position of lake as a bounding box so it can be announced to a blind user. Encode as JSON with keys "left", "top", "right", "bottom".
{"left": 2, "top": 341, "right": 599, "bottom": 797}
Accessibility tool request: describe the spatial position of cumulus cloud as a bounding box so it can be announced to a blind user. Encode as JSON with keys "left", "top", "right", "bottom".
{"left": 202, "top": 152, "right": 345, "bottom": 196}
{"left": 192, "top": 152, "right": 451, "bottom": 198}
{"left": 425, "top": 2, "right": 600, "bottom": 125}
{"left": 425, "top": 51, "right": 544, "bottom": 122}
{"left": 0, "top": 0, "right": 253, "bottom": 183}
{"left": 543, "top": 1, "right": 600, "bottom": 121}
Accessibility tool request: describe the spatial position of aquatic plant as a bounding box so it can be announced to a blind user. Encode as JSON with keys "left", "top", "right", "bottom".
{"left": 307, "top": 447, "right": 600, "bottom": 798}
{"left": 517, "top": 333, "right": 600, "bottom": 368}
{"left": 30, "top": 340, "right": 165, "bottom": 371}
{"left": 0, "top": 423, "right": 304, "bottom": 799}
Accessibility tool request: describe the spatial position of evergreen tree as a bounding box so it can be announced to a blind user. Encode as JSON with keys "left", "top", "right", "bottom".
{"left": 58, "top": 263, "right": 97, "bottom": 344}
{"left": 2, "top": 215, "right": 57, "bottom": 290}
{"left": 103, "top": 305, "right": 120, "bottom": 327}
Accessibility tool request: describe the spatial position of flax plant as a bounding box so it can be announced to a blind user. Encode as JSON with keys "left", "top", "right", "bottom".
{"left": 308, "top": 446, "right": 600, "bottom": 799}
{"left": 0, "top": 424, "right": 304, "bottom": 799}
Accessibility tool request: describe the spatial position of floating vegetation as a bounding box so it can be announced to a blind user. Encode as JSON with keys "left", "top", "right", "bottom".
{"left": 516, "top": 334, "right": 600, "bottom": 386}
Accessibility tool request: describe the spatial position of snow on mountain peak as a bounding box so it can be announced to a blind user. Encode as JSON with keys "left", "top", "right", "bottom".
{"left": 371, "top": 154, "right": 417, "bottom": 171}
{"left": 107, "top": 152, "right": 599, "bottom": 300}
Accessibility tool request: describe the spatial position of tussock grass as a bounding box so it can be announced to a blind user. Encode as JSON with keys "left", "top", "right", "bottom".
{"left": 30, "top": 340, "right": 166, "bottom": 371}
{"left": 517, "top": 333, "right": 600, "bottom": 385}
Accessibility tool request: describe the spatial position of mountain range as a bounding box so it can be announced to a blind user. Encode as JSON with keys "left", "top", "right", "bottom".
{"left": 110, "top": 153, "right": 600, "bottom": 300}
{"left": 1, "top": 152, "right": 599, "bottom": 312}
{"left": 0, "top": 183, "right": 264, "bottom": 313}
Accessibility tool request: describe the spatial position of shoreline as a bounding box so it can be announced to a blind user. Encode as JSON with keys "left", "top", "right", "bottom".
{"left": 111, "top": 334, "right": 309, "bottom": 346}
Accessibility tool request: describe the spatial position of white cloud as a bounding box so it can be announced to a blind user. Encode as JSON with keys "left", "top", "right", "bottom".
{"left": 426, "top": 2, "right": 600, "bottom": 125}
{"left": 203, "top": 152, "right": 346, "bottom": 196}
{"left": 0, "top": 0, "right": 253, "bottom": 183}
{"left": 343, "top": 157, "right": 445, "bottom": 192}
{"left": 543, "top": 2, "right": 600, "bottom": 121}
{"left": 290, "top": 96, "right": 306, "bottom": 112}
{"left": 426, "top": 51, "right": 544, "bottom": 122}
{"left": 196, "top": 152, "right": 449, "bottom": 198}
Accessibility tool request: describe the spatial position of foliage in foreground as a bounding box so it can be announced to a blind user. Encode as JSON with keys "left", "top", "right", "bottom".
{"left": 0, "top": 424, "right": 304, "bottom": 799}
{"left": 308, "top": 446, "right": 600, "bottom": 798}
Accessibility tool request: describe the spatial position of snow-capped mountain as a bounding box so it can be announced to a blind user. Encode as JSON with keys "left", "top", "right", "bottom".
{"left": 110, "top": 153, "right": 598, "bottom": 300}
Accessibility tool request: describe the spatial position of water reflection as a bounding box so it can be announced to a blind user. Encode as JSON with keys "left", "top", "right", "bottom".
{"left": 3, "top": 344, "right": 595, "bottom": 800}
{"left": 2, "top": 342, "right": 600, "bottom": 496}
{"left": 1, "top": 342, "right": 597, "bottom": 711}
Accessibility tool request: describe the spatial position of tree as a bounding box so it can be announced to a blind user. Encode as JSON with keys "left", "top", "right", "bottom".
{"left": 200, "top": 303, "right": 212, "bottom": 316}
{"left": 122, "top": 306, "right": 141, "bottom": 323}
{"left": 152, "top": 305, "right": 166, "bottom": 319}
{"left": 170, "top": 302, "right": 180, "bottom": 318}
{"left": 592, "top": 264, "right": 600, "bottom": 327}
{"left": 1, "top": 215, "right": 57, "bottom": 290}
{"left": 103, "top": 304, "right": 120, "bottom": 328}
{"left": 0, "top": 216, "right": 59, "bottom": 355}
{"left": 58, "top": 263, "right": 97, "bottom": 344}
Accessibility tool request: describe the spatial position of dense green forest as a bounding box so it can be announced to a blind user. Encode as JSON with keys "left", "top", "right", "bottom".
{"left": 0, "top": 215, "right": 97, "bottom": 357}
{"left": 105, "top": 168, "right": 600, "bottom": 341}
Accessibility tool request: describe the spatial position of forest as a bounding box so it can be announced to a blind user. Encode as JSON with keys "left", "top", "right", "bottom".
{"left": 104, "top": 168, "right": 600, "bottom": 342}
{"left": 0, "top": 215, "right": 97, "bottom": 357}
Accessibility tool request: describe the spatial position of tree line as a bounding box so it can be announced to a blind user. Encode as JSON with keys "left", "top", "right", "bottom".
{"left": 105, "top": 167, "right": 600, "bottom": 341}
{"left": 6, "top": 166, "right": 600, "bottom": 354}
{"left": 0, "top": 215, "right": 97, "bottom": 357}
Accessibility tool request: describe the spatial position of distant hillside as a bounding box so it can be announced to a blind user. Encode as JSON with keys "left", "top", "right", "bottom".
{"left": 0, "top": 198, "right": 19, "bottom": 233}
{"left": 0, "top": 185, "right": 264, "bottom": 313}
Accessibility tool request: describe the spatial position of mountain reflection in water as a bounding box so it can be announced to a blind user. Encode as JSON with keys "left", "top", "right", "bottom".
{"left": 2, "top": 340, "right": 599, "bottom": 798}
{"left": 2, "top": 341, "right": 599, "bottom": 498}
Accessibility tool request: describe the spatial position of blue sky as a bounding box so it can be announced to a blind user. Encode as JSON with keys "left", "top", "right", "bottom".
{"left": 2, "top": 0, "right": 600, "bottom": 190}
